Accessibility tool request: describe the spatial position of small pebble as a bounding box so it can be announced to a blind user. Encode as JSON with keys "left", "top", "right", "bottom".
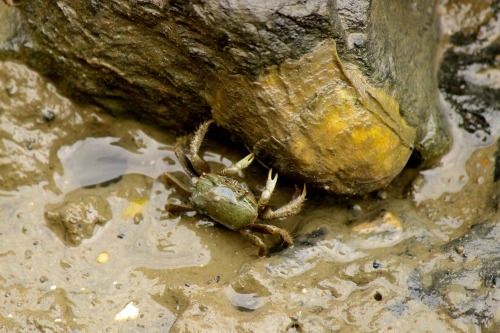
{"left": 97, "top": 252, "right": 109, "bottom": 263}
{"left": 5, "top": 82, "right": 17, "bottom": 95}
{"left": 455, "top": 245, "right": 464, "bottom": 255}
{"left": 43, "top": 110, "right": 56, "bottom": 122}
{"left": 377, "top": 190, "right": 388, "bottom": 200}
{"left": 351, "top": 204, "right": 362, "bottom": 217}
{"left": 24, "top": 250, "right": 33, "bottom": 260}
{"left": 25, "top": 139, "right": 35, "bottom": 151}
{"left": 352, "top": 211, "right": 403, "bottom": 233}
{"left": 115, "top": 302, "right": 139, "bottom": 321}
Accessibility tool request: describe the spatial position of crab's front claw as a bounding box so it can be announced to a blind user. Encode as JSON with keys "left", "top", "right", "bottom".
{"left": 219, "top": 153, "right": 255, "bottom": 176}
{"left": 258, "top": 169, "right": 278, "bottom": 208}
{"left": 261, "top": 184, "right": 306, "bottom": 220}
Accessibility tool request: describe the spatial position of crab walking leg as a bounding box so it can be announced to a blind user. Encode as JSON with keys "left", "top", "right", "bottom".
{"left": 162, "top": 172, "right": 192, "bottom": 194}
{"left": 239, "top": 230, "right": 268, "bottom": 256}
{"left": 249, "top": 224, "right": 294, "bottom": 247}
{"left": 219, "top": 153, "right": 255, "bottom": 176}
{"left": 257, "top": 169, "right": 278, "bottom": 208}
{"left": 174, "top": 145, "right": 199, "bottom": 179}
{"left": 261, "top": 184, "right": 307, "bottom": 220}
{"left": 165, "top": 203, "right": 195, "bottom": 213}
{"left": 189, "top": 120, "right": 214, "bottom": 175}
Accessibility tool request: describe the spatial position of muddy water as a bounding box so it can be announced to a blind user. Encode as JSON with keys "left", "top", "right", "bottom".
{"left": 0, "top": 60, "right": 307, "bottom": 331}
{"left": 1, "top": 3, "right": 500, "bottom": 333}
{"left": 1, "top": 60, "right": 498, "bottom": 332}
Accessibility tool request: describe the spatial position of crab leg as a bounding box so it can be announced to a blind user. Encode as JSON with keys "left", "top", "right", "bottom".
{"left": 257, "top": 169, "right": 278, "bottom": 208}
{"left": 249, "top": 224, "right": 294, "bottom": 247}
{"left": 239, "top": 230, "right": 268, "bottom": 256}
{"left": 165, "top": 203, "right": 194, "bottom": 213}
{"left": 261, "top": 184, "right": 307, "bottom": 220}
{"left": 189, "top": 120, "right": 214, "bottom": 175}
{"left": 219, "top": 153, "right": 255, "bottom": 176}
{"left": 162, "top": 172, "right": 191, "bottom": 195}
{"left": 174, "top": 145, "right": 199, "bottom": 178}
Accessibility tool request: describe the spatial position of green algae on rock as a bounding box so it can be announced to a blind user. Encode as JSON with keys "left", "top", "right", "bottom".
{"left": 207, "top": 40, "right": 416, "bottom": 195}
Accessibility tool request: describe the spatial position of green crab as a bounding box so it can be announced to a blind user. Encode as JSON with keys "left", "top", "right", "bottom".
{"left": 163, "top": 120, "right": 306, "bottom": 256}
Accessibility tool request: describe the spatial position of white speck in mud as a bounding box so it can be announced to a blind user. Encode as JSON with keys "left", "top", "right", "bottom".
{"left": 114, "top": 302, "right": 139, "bottom": 321}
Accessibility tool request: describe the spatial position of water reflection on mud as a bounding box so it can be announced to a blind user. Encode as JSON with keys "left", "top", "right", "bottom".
{"left": 412, "top": 93, "right": 498, "bottom": 203}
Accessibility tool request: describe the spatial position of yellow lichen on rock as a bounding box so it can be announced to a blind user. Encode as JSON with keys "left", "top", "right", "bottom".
{"left": 206, "top": 39, "right": 416, "bottom": 194}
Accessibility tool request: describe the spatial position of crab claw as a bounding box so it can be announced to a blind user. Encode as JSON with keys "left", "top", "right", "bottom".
{"left": 219, "top": 153, "right": 255, "bottom": 176}
{"left": 258, "top": 169, "right": 278, "bottom": 207}
{"left": 261, "top": 183, "right": 306, "bottom": 220}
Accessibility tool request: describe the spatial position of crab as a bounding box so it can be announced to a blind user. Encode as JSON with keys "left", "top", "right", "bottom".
{"left": 162, "top": 120, "right": 306, "bottom": 256}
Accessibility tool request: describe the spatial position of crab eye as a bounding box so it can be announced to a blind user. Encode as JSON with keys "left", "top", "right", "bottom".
{"left": 237, "top": 189, "right": 252, "bottom": 201}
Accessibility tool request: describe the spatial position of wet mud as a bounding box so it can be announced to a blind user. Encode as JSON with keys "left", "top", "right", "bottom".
{"left": 1, "top": 1, "right": 500, "bottom": 332}
{"left": 0, "top": 61, "right": 498, "bottom": 332}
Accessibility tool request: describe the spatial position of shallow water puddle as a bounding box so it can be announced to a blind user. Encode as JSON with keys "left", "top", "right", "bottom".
{"left": 54, "top": 131, "right": 174, "bottom": 192}
{"left": 413, "top": 93, "right": 500, "bottom": 204}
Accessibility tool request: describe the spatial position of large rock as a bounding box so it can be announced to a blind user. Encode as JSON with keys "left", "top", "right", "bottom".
{"left": 206, "top": 39, "right": 417, "bottom": 193}
{"left": 0, "top": 0, "right": 450, "bottom": 194}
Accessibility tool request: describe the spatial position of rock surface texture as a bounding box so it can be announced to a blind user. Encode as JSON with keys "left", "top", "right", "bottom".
{"left": 0, "top": 0, "right": 450, "bottom": 194}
